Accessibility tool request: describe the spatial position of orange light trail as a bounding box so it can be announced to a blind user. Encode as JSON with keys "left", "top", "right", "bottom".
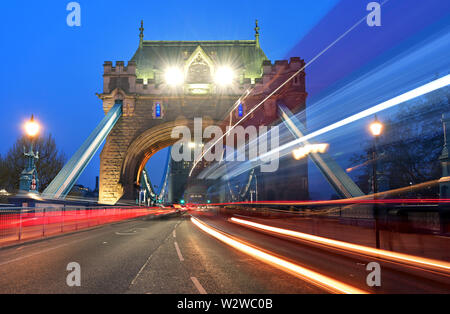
{"left": 190, "top": 217, "right": 368, "bottom": 294}
{"left": 230, "top": 217, "right": 450, "bottom": 274}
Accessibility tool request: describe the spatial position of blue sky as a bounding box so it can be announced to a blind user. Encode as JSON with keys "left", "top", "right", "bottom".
{"left": 0, "top": 0, "right": 338, "bottom": 189}
{"left": 0, "top": 0, "right": 448, "bottom": 197}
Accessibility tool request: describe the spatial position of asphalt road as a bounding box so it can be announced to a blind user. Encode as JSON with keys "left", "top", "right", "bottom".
{"left": 0, "top": 210, "right": 448, "bottom": 294}
{"left": 192, "top": 211, "right": 450, "bottom": 294}
{"left": 0, "top": 212, "right": 322, "bottom": 294}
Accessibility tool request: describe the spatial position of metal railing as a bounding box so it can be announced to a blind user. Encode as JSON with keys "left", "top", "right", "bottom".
{"left": 0, "top": 206, "right": 174, "bottom": 247}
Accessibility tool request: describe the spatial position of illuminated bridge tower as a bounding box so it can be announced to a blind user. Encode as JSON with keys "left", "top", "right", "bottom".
{"left": 97, "top": 21, "right": 272, "bottom": 204}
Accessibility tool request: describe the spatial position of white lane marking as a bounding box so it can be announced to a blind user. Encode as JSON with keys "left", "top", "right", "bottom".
{"left": 191, "top": 277, "right": 207, "bottom": 294}
{"left": 173, "top": 230, "right": 176, "bottom": 238}
{"left": 174, "top": 242, "right": 184, "bottom": 262}
{"left": 115, "top": 231, "right": 137, "bottom": 235}
{"left": 130, "top": 253, "right": 153, "bottom": 286}
{"left": 130, "top": 221, "right": 182, "bottom": 287}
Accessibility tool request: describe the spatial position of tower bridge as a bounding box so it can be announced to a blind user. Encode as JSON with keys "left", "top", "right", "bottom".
{"left": 95, "top": 21, "right": 308, "bottom": 204}
{"left": 43, "top": 21, "right": 310, "bottom": 205}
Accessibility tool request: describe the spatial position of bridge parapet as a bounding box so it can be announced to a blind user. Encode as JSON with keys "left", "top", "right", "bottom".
{"left": 103, "top": 61, "right": 137, "bottom": 95}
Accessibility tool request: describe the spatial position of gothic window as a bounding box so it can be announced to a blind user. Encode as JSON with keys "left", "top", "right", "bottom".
{"left": 186, "top": 54, "right": 212, "bottom": 83}
{"left": 238, "top": 103, "right": 244, "bottom": 117}
{"left": 153, "top": 101, "right": 163, "bottom": 119}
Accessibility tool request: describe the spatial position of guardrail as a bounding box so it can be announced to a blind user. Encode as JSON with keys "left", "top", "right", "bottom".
{"left": 0, "top": 206, "right": 175, "bottom": 247}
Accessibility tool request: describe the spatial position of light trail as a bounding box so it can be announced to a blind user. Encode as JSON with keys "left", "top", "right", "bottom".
{"left": 194, "top": 197, "right": 450, "bottom": 207}
{"left": 256, "top": 74, "right": 450, "bottom": 164}
{"left": 0, "top": 208, "right": 176, "bottom": 230}
{"left": 230, "top": 217, "right": 450, "bottom": 274}
{"left": 188, "top": 0, "right": 390, "bottom": 177}
{"left": 190, "top": 216, "right": 368, "bottom": 294}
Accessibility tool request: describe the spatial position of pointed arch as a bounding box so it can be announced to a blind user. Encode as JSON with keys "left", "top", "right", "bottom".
{"left": 184, "top": 46, "right": 215, "bottom": 83}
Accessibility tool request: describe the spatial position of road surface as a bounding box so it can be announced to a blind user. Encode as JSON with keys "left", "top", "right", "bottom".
{"left": 0, "top": 211, "right": 448, "bottom": 293}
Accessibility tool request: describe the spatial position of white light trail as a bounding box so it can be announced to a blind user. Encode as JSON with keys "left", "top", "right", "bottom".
{"left": 257, "top": 74, "right": 450, "bottom": 163}
{"left": 188, "top": 0, "right": 391, "bottom": 176}
{"left": 230, "top": 217, "right": 450, "bottom": 273}
{"left": 191, "top": 216, "right": 368, "bottom": 294}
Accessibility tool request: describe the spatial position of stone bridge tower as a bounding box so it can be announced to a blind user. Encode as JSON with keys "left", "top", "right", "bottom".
{"left": 97, "top": 21, "right": 307, "bottom": 204}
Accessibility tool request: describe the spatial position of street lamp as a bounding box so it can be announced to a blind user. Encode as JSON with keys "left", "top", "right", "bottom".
{"left": 369, "top": 115, "right": 383, "bottom": 249}
{"left": 19, "top": 115, "right": 41, "bottom": 194}
{"left": 369, "top": 118, "right": 383, "bottom": 137}
{"left": 24, "top": 115, "right": 40, "bottom": 137}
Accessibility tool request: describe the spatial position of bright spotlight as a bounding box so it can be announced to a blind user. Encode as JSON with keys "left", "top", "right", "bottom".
{"left": 24, "top": 116, "right": 40, "bottom": 137}
{"left": 188, "top": 142, "right": 196, "bottom": 148}
{"left": 215, "top": 66, "right": 234, "bottom": 86}
{"left": 164, "top": 67, "right": 184, "bottom": 86}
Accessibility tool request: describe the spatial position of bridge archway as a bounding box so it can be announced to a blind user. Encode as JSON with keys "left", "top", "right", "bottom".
{"left": 99, "top": 117, "right": 217, "bottom": 204}
{"left": 96, "top": 30, "right": 307, "bottom": 204}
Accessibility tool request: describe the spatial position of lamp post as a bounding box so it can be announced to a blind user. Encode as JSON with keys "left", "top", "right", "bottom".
{"left": 369, "top": 115, "right": 383, "bottom": 248}
{"left": 19, "top": 115, "right": 41, "bottom": 193}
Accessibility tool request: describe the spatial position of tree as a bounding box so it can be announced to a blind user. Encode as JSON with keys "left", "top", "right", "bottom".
{"left": 351, "top": 86, "right": 450, "bottom": 197}
{"left": 0, "top": 154, "right": 5, "bottom": 188}
{"left": 0, "top": 154, "right": 8, "bottom": 203}
{"left": 0, "top": 134, "right": 66, "bottom": 193}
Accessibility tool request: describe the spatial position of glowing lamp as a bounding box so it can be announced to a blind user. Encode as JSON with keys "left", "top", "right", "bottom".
{"left": 369, "top": 119, "right": 383, "bottom": 136}
{"left": 24, "top": 115, "right": 40, "bottom": 137}
{"left": 214, "top": 66, "right": 234, "bottom": 86}
{"left": 164, "top": 67, "right": 184, "bottom": 86}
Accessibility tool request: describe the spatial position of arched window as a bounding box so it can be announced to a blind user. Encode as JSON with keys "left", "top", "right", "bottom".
{"left": 238, "top": 103, "right": 244, "bottom": 117}
{"left": 155, "top": 103, "right": 161, "bottom": 117}
{"left": 187, "top": 54, "right": 212, "bottom": 83}
{"left": 153, "top": 101, "right": 163, "bottom": 119}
